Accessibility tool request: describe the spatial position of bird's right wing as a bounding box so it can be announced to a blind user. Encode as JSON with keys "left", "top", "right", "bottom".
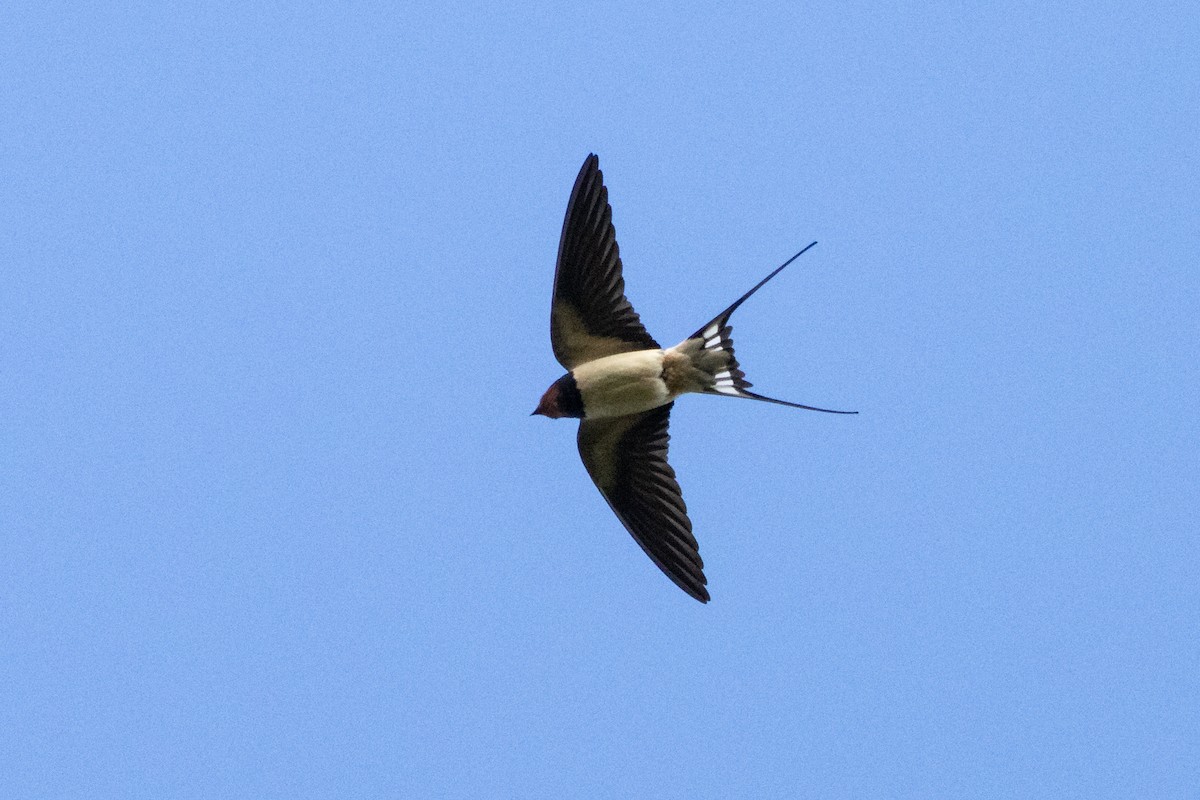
{"left": 551, "top": 154, "right": 660, "bottom": 370}
{"left": 576, "top": 403, "right": 709, "bottom": 602}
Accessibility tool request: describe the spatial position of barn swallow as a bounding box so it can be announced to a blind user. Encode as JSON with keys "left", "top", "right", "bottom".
{"left": 534, "top": 154, "right": 855, "bottom": 603}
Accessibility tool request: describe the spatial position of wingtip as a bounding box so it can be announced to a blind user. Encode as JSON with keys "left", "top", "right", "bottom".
{"left": 684, "top": 579, "right": 711, "bottom": 603}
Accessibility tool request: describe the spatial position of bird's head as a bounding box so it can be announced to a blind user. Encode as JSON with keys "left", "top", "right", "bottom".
{"left": 532, "top": 373, "right": 584, "bottom": 419}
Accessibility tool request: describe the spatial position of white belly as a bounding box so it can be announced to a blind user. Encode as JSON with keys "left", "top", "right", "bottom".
{"left": 572, "top": 350, "right": 670, "bottom": 419}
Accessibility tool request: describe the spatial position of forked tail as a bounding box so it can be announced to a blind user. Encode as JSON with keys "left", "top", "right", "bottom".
{"left": 689, "top": 242, "right": 857, "bottom": 414}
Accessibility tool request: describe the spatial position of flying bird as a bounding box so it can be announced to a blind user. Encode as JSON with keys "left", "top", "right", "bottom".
{"left": 533, "top": 154, "right": 855, "bottom": 603}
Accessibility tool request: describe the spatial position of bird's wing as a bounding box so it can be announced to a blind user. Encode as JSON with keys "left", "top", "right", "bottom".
{"left": 551, "top": 154, "right": 660, "bottom": 370}
{"left": 577, "top": 403, "right": 709, "bottom": 602}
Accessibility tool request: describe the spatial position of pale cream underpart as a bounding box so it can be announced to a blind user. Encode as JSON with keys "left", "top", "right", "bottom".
{"left": 552, "top": 302, "right": 646, "bottom": 369}
{"left": 576, "top": 416, "right": 632, "bottom": 490}
{"left": 572, "top": 340, "right": 732, "bottom": 420}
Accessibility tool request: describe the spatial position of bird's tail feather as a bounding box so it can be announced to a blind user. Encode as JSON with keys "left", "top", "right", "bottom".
{"left": 687, "top": 243, "right": 857, "bottom": 415}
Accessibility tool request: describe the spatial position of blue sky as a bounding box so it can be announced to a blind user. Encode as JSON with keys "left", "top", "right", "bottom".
{"left": 3, "top": 2, "right": 1198, "bottom": 797}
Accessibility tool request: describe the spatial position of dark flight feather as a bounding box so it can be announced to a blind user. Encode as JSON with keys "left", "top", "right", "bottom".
{"left": 551, "top": 154, "right": 660, "bottom": 370}
{"left": 577, "top": 403, "right": 709, "bottom": 603}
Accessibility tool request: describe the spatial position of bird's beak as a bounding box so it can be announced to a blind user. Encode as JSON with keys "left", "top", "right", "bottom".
{"left": 532, "top": 392, "right": 556, "bottom": 418}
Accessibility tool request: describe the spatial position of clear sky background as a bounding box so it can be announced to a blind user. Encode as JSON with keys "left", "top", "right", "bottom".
{"left": 4, "top": 2, "right": 1198, "bottom": 798}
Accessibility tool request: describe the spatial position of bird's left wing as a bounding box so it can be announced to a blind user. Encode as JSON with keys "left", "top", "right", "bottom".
{"left": 577, "top": 403, "right": 709, "bottom": 602}
{"left": 551, "top": 154, "right": 660, "bottom": 370}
